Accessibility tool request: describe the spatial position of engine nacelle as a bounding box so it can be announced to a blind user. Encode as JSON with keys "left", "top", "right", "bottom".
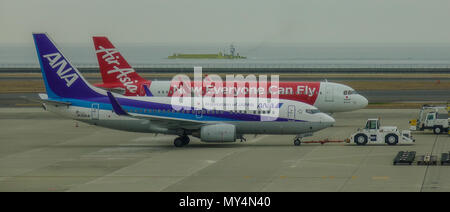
{"left": 200, "top": 124, "right": 236, "bottom": 142}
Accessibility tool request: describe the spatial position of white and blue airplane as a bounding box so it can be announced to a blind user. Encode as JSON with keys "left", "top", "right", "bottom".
{"left": 33, "top": 33, "right": 335, "bottom": 147}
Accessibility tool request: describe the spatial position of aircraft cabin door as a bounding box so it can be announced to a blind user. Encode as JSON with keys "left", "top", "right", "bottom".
{"left": 195, "top": 110, "right": 203, "bottom": 119}
{"left": 325, "top": 86, "right": 334, "bottom": 102}
{"left": 288, "top": 105, "right": 295, "bottom": 120}
{"left": 91, "top": 103, "right": 99, "bottom": 120}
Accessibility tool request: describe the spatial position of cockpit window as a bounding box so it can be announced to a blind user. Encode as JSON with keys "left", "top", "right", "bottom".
{"left": 305, "top": 109, "right": 321, "bottom": 114}
{"left": 344, "top": 90, "right": 358, "bottom": 95}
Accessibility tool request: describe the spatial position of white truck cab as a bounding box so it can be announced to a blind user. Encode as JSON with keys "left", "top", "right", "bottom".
{"left": 410, "top": 105, "right": 450, "bottom": 134}
{"left": 350, "top": 118, "right": 414, "bottom": 145}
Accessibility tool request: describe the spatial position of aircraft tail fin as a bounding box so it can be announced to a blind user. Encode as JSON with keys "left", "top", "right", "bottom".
{"left": 93, "top": 36, "right": 146, "bottom": 86}
{"left": 33, "top": 33, "right": 103, "bottom": 99}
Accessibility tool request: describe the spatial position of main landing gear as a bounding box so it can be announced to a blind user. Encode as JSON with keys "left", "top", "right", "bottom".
{"left": 294, "top": 138, "right": 301, "bottom": 146}
{"left": 174, "top": 136, "right": 190, "bottom": 147}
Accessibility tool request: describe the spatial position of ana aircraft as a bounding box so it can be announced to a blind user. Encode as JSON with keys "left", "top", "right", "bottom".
{"left": 92, "top": 36, "right": 368, "bottom": 113}
{"left": 33, "top": 33, "right": 335, "bottom": 147}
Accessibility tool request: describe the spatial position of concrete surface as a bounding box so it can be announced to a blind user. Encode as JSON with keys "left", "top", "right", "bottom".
{"left": 0, "top": 108, "right": 448, "bottom": 192}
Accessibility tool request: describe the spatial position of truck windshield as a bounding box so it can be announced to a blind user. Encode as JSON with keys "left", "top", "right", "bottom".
{"left": 365, "top": 120, "right": 378, "bottom": 129}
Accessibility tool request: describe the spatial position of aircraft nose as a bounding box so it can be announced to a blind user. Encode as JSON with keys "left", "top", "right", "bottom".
{"left": 355, "top": 94, "right": 368, "bottom": 109}
{"left": 321, "top": 113, "right": 335, "bottom": 127}
{"left": 360, "top": 95, "right": 368, "bottom": 108}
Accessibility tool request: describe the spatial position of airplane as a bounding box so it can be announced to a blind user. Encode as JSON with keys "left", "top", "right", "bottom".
{"left": 33, "top": 33, "right": 335, "bottom": 147}
{"left": 92, "top": 36, "right": 368, "bottom": 113}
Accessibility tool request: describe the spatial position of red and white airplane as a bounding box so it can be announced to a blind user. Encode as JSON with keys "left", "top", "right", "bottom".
{"left": 92, "top": 37, "right": 368, "bottom": 113}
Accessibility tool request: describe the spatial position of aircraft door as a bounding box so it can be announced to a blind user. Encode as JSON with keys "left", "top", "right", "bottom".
{"left": 91, "top": 103, "right": 99, "bottom": 120}
{"left": 195, "top": 110, "right": 203, "bottom": 119}
{"left": 325, "top": 86, "right": 334, "bottom": 102}
{"left": 288, "top": 105, "right": 295, "bottom": 120}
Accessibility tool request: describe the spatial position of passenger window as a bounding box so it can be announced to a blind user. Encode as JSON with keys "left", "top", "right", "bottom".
{"left": 344, "top": 91, "right": 347, "bottom": 95}
{"left": 427, "top": 114, "right": 434, "bottom": 120}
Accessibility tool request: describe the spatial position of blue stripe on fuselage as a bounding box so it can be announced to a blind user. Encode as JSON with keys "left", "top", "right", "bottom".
{"left": 49, "top": 97, "right": 306, "bottom": 122}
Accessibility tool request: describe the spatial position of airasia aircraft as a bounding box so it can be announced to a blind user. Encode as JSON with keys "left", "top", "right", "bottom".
{"left": 92, "top": 37, "right": 368, "bottom": 113}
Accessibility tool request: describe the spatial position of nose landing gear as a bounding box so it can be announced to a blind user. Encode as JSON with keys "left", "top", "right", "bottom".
{"left": 293, "top": 133, "right": 313, "bottom": 146}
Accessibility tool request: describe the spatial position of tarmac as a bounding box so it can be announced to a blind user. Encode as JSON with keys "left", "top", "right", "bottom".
{"left": 0, "top": 107, "right": 449, "bottom": 192}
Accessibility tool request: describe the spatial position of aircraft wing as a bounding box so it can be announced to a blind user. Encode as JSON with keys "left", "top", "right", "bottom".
{"left": 107, "top": 92, "right": 205, "bottom": 130}
{"left": 138, "top": 115, "right": 205, "bottom": 130}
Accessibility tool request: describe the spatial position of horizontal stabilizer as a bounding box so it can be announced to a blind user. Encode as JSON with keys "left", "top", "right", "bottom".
{"left": 35, "top": 93, "right": 72, "bottom": 106}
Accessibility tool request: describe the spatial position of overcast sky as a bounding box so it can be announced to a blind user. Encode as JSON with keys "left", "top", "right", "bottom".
{"left": 1, "top": 0, "right": 450, "bottom": 44}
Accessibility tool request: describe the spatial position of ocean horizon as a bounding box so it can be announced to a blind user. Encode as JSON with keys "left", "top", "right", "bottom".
{"left": 2, "top": 43, "right": 450, "bottom": 68}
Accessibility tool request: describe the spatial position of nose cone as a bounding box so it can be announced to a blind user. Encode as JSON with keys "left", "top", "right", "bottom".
{"left": 360, "top": 95, "right": 369, "bottom": 108}
{"left": 354, "top": 94, "right": 368, "bottom": 109}
{"left": 321, "top": 113, "right": 335, "bottom": 127}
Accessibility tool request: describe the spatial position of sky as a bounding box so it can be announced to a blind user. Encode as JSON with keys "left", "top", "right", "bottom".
{"left": 1, "top": 0, "right": 450, "bottom": 44}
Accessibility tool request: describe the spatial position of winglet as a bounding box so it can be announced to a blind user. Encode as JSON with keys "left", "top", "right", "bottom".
{"left": 143, "top": 84, "right": 153, "bottom": 97}
{"left": 107, "top": 91, "right": 129, "bottom": 115}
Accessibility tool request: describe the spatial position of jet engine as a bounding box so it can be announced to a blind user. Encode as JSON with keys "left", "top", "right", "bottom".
{"left": 198, "top": 124, "right": 236, "bottom": 142}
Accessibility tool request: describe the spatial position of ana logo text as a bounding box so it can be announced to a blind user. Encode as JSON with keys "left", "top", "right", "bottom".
{"left": 43, "top": 52, "right": 79, "bottom": 87}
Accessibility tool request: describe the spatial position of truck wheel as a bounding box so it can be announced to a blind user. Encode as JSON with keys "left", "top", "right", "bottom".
{"left": 354, "top": 134, "right": 368, "bottom": 146}
{"left": 385, "top": 134, "right": 398, "bottom": 145}
{"left": 433, "top": 126, "right": 442, "bottom": 134}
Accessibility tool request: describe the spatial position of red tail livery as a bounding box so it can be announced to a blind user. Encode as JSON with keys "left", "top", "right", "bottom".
{"left": 93, "top": 36, "right": 148, "bottom": 96}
